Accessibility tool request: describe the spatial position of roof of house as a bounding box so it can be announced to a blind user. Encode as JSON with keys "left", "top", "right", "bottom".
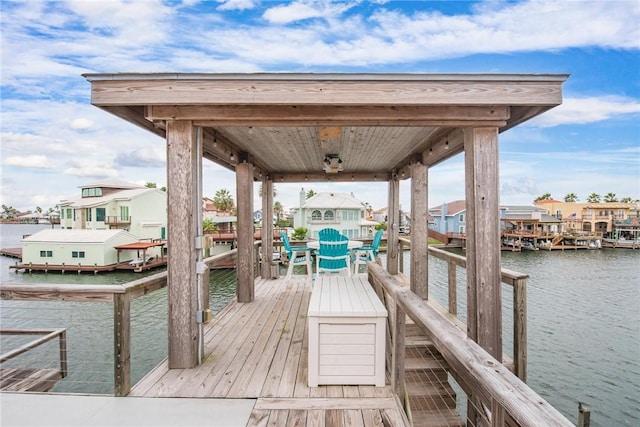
{"left": 79, "top": 178, "right": 145, "bottom": 190}
{"left": 430, "top": 200, "right": 466, "bottom": 216}
{"left": 302, "top": 192, "right": 365, "bottom": 209}
{"left": 22, "top": 229, "right": 137, "bottom": 243}
{"left": 59, "top": 187, "right": 160, "bottom": 208}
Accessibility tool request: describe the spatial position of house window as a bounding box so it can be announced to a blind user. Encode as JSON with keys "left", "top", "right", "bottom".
{"left": 86, "top": 208, "right": 92, "bottom": 222}
{"left": 459, "top": 214, "right": 465, "bottom": 222}
{"left": 82, "top": 187, "right": 103, "bottom": 198}
{"left": 324, "top": 210, "right": 334, "bottom": 221}
{"left": 120, "top": 206, "right": 130, "bottom": 221}
{"left": 60, "top": 210, "right": 64, "bottom": 219}
{"left": 66, "top": 208, "right": 73, "bottom": 220}
{"left": 312, "top": 210, "right": 322, "bottom": 220}
{"left": 96, "top": 208, "right": 106, "bottom": 222}
{"left": 72, "top": 251, "right": 85, "bottom": 258}
{"left": 40, "top": 250, "right": 53, "bottom": 257}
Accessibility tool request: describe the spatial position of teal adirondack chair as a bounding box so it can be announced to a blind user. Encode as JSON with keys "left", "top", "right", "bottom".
{"left": 280, "top": 231, "right": 312, "bottom": 278}
{"left": 315, "top": 232, "right": 351, "bottom": 276}
{"left": 354, "top": 229, "right": 384, "bottom": 274}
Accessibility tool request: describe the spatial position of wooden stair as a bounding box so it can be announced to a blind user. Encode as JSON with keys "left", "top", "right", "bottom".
{"left": 404, "top": 321, "right": 465, "bottom": 427}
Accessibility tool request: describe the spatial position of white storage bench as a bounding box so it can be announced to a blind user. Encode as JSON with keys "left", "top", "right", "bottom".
{"left": 307, "top": 275, "right": 388, "bottom": 387}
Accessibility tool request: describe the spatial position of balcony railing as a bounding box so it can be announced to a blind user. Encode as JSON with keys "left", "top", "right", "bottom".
{"left": 104, "top": 216, "right": 131, "bottom": 225}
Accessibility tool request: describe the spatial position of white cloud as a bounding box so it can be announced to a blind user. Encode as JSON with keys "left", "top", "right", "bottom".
{"left": 4, "top": 155, "right": 55, "bottom": 169}
{"left": 217, "top": 0, "right": 257, "bottom": 12}
{"left": 527, "top": 96, "right": 640, "bottom": 127}
{"left": 69, "top": 118, "right": 94, "bottom": 130}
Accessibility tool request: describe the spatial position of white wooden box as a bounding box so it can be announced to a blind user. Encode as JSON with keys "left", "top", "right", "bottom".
{"left": 307, "top": 275, "right": 388, "bottom": 387}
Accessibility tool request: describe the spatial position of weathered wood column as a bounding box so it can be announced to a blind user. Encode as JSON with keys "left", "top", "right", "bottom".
{"left": 410, "top": 160, "right": 428, "bottom": 299}
{"left": 166, "top": 120, "right": 199, "bottom": 369}
{"left": 464, "top": 127, "right": 502, "bottom": 361}
{"left": 386, "top": 173, "right": 400, "bottom": 275}
{"left": 261, "top": 177, "right": 274, "bottom": 279}
{"left": 236, "top": 160, "right": 255, "bottom": 302}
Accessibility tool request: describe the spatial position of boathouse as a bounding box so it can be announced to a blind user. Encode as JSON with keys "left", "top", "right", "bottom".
{"left": 73, "top": 73, "right": 573, "bottom": 425}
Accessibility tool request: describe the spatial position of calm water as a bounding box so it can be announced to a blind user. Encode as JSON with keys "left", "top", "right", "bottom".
{"left": 2, "top": 224, "right": 639, "bottom": 426}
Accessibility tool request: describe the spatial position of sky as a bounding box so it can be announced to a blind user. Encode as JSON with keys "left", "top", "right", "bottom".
{"left": 1, "top": 0, "right": 639, "bottom": 215}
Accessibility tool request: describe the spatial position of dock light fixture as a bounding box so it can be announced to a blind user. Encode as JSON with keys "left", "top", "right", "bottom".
{"left": 323, "top": 154, "right": 344, "bottom": 173}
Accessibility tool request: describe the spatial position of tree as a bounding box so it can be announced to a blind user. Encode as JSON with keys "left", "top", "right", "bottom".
{"left": 621, "top": 197, "right": 633, "bottom": 203}
{"left": 604, "top": 192, "right": 618, "bottom": 203}
{"left": 145, "top": 182, "right": 157, "bottom": 188}
{"left": 202, "top": 218, "right": 217, "bottom": 232}
{"left": 587, "top": 193, "right": 601, "bottom": 203}
{"left": 274, "top": 201, "right": 283, "bottom": 223}
{"left": 563, "top": 193, "right": 578, "bottom": 202}
{"left": 306, "top": 189, "right": 316, "bottom": 199}
{"left": 213, "top": 189, "right": 234, "bottom": 213}
{"left": 35, "top": 206, "right": 42, "bottom": 214}
{"left": 258, "top": 183, "right": 277, "bottom": 199}
{"left": 534, "top": 193, "right": 552, "bottom": 202}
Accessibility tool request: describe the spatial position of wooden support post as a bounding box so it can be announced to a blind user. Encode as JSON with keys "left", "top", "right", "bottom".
{"left": 392, "top": 302, "right": 406, "bottom": 405}
{"left": 398, "top": 240, "right": 404, "bottom": 274}
{"left": 114, "top": 292, "right": 131, "bottom": 396}
{"left": 261, "top": 177, "right": 274, "bottom": 279}
{"left": 59, "top": 329, "right": 68, "bottom": 378}
{"left": 513, "top": 277, "right": 527, "bottom": 381}
{"left": 236, "top": 161, "right": 254, "bottom": 302}
{"left": 410, "top": 161, "right": 428, "bottom": 298}
{"left": 166, "top": 120, "right": 199, "bottom": 369}
{"left": 578, "top": 402, "right": 590, "bottom": 427}
{"left": 464, "top": 127, "right": 502, "bottom": 361}
{"left": 387, "top": 173, "right": 400, "bottom": 275}
{"left": 448, "top": 259, "right": 457, "bottom": 316}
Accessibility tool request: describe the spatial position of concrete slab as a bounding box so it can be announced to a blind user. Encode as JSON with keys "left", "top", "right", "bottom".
{"left": 0, "top": 393, "right": 256, "bottom": 427}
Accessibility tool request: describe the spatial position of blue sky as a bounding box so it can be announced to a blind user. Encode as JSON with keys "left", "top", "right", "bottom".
{"left": 1, "top": 0, "right": 639, "bottom": 213}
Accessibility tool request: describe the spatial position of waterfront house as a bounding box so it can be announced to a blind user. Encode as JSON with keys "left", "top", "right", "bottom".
{"left": 429, "top": 199, "right": 467, "bottom": 235}
{"left": 291, "top": 189, "right": 378, "bottom": 238}
{"left": 33, "top": 72, "right": 573, "bottom": 425}
{"left": 501, "top": 205, "right": 562, "bottom": 234}
{"left": 535, "top": 199, "right": 638, "bottom": 235}
{"left": 58, "top": 178, "right": 167, "bottom": 241}
{"left": 21, "top": 229, "right": 139, "bottom": 267}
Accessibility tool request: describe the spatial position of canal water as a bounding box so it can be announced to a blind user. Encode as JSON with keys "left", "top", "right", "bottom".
{"left": 1, "top": 224, "right": 638, "bottom": 426}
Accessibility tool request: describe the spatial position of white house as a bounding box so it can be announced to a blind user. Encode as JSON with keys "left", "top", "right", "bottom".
{"left": 21, "top": 229, "right": 140, "bottom": 267}
{"left": 292, "top": 190, "right": 378, "bottom": 239}
{"left": 58, "top": 179, "right": 167, "bottom": 240}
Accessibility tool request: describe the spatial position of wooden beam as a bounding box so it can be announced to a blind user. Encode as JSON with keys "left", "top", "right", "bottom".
{"left": 269, "top": 171, "right": 392, "bottom": 183}
{"left": 464, "top": 127, "right": 502, "bottom": 361}
{"left": 236, "top": 161, "right": 255, "bottom": 302}
{"left": 386, "top": 174, "right": 400, "bottom": 275}
{"left": 261, "top": 178, "right": 274, "bottom": 279}
{"left": 410, "top": 161, "right": 428, "bottom": 299}
{"left": 166, "top": 120, "right": 199, "bottom": 368}
{"left": 146, "top": 105, "right": 510, "bottom": 126}
{"left": 90, "top": 77, "right": 565, "bottom": 107}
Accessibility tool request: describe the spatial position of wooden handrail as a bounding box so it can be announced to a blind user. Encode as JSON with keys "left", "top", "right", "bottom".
{"left": 0, "top": 248, "right": 240, "bottom": 397}
{"left": 397, "top": 237, "right": 528, "bottom": 380}
{"left": 0, "top": 328, "right": 68, "bottom": 378}
{"left": 367, "top": 263, "right": 573, "bottom": 427}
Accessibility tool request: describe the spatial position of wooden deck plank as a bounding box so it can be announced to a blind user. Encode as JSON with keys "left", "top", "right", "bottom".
{"left": 132, "top": 276, "right": 409, "bottom": 426}
{"left": 276, "top": 278, "right": 311, "bottom": 397}
{"left": 242, "top": 278, "right": 306, "bottom": 397}
{"left": 226, "top": 278, "right": 301, "bottom": 398}
{"left": 260, "top": 278, "right": 307, "bottom": 397}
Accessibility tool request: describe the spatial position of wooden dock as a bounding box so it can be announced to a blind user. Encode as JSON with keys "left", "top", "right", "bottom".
{"left": 130, "top": 276, "right": 410, "bottom": 426}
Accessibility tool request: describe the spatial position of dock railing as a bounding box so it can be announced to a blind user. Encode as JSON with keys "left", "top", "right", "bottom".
{"left": 398, "top": 237, "right": 528, "bottom": 380}
{"left": 0, "top": 248, "right": 239, "bottom": 397}
{"left": 367, "top": 262, "right": 573, "bottom": 426}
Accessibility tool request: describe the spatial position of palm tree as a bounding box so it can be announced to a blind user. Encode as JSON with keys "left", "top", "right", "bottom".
{"left": 563, "top": 193, "right": 578, "bottom": 202}
{"left": 534, "top": 193, "right": 552, "bottom": 202}
{"left": 306, "top": 189, "right": 316, "bottom": 199}
{"left": 587, "top": 193, "right": 601, "bottom": 203}
{"left": 604, "top": 192, "right": 618, "bottom": 203}
{"left": 213, "top": 189, "right": 234, "bottom": 214}
{"left": 621, "top": 197, "right": 633, "bottom": 203}
{"left": 258, "top": 183, "right": 277, "bottom": 199}
{"left": 145, "top": 182, "right": 157, "bottom": 188}
{"left": 273, "top": 201, "right": 283, "bottom": 224}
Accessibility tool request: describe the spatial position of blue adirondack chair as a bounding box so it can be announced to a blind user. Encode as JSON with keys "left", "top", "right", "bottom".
{"left": 315, "top": 232, "right": 351, "bottom": 276}
{"left": 280, "top": 231, "right": 312, "bottom": 278}
{"left": 354, "top": 229, "right": 383, "bottom": 274}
